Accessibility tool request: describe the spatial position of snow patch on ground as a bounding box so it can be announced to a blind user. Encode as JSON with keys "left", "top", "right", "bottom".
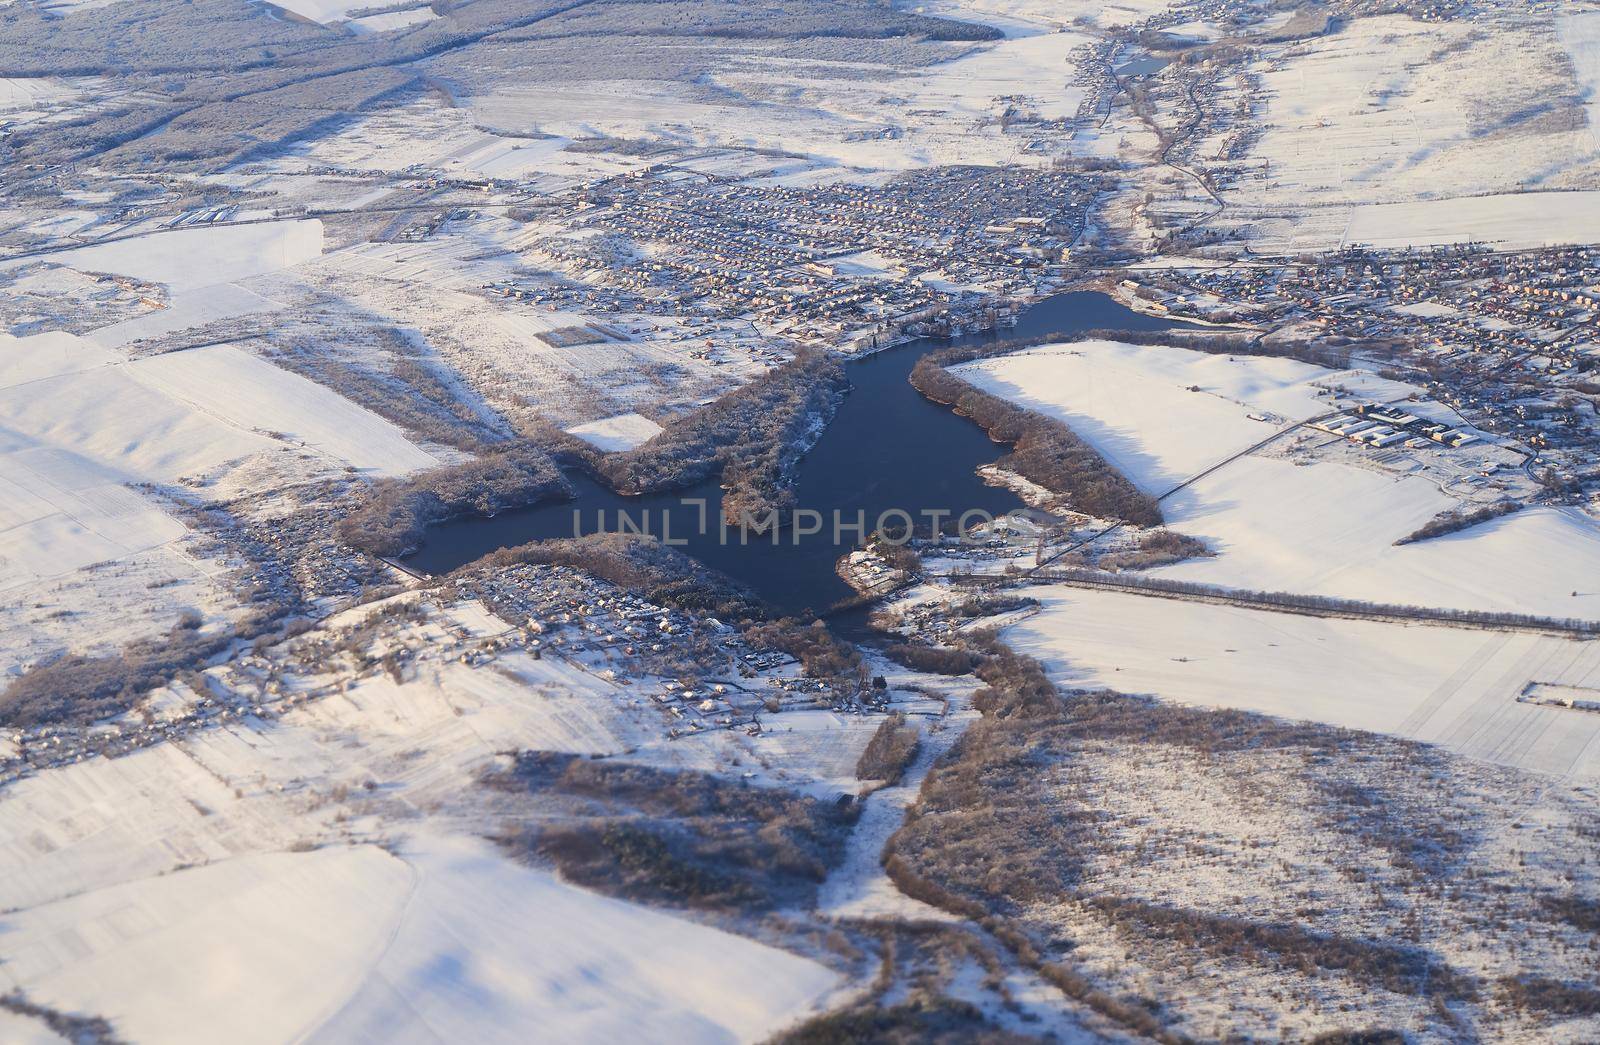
{"left": 25, "top": 220, "right": 324, "bottom": 293}
{"left": 126, "top": 344, "right": 439, "bottom": 477}
{"left": 564, "top": 411, "right": 664, "bottom": 452}
{"left": 1343, "top": 191, "right": 1600, "bottom": 250}
{"left": 1009, "top": 586, "right": 1600, "bottom": 779}
{"left": 959, "top": 339, "right": 1600, "bottom": 618}
{"left": 954, "top": 339, "right": 1332, "bottom": 494}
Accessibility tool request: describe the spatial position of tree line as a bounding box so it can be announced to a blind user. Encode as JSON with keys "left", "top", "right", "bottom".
{"left": 901, "top": 323, "right": 1371, "bottom": 526}
{"left": 588, "top": 348, "right": 848, "bottom": 530}
{"left": 910, "top": 352, "right": 1164, "bottom": 527}
{"left": 1031, "top": 567, "right": 1600, "bottom": 636}
{"left": 1396, "top": 500, "right": 1521, "bottom": 546}
{"left": 337, "top": 440, "right": 572, "bottom": 557}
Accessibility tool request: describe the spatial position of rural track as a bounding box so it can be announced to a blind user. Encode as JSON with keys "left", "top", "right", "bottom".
{"left": 1030, "top": 410, "right": 1335, "bottom": 572}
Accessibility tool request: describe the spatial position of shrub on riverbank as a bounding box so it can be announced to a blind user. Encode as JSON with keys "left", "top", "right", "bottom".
{"left": 337, "top": 440, "right": 572, "bottom": 557}
{"left": 856, "top": 711, "right": 921, "bottom": 784}
{"left": 594, "top": 349, "right": 847, "bottom": 530}
{"left": 1097, "top": 528, "right": 1211, "bottom": 570}
{"left": 485, "top": 752, "right": 858, "bottom": 912}
{"left": 884, "top": 642, "right": 980, "bottom": 675}
{"left": 909, "top": 355, "right": 1163, "bottom": 527}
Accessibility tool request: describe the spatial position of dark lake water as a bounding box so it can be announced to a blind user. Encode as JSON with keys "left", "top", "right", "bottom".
{"left": 404, "top": 291, "right": 1179, "bottom": 618}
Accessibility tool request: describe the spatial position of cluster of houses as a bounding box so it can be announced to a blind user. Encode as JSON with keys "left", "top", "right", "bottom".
{"left": 0, "top": 551, "right": 838, "bottom": 782}
{"left": 461, "top": 563, "right": 826, "bottom": 723}
{"left": 1133, "top": 243, "right": 1600, "bottom": 497}
{"left": 1162, "top": 245, "right": 1600, "bottom": 364}
{"left": 516, "top": 164, "right": 1093, "bottom": 346}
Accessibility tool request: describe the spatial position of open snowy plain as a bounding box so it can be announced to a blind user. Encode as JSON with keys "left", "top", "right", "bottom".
{"left": 4, "top": 0, "right": 1600, "bottom": 1038}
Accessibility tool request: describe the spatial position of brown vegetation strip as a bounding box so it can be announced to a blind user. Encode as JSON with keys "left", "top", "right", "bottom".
{"left": 878, "top": 627, "right": 1496, "bottom": 1039}
{"left": 855, "top": 711, "right": 921, "bottom": 785}
{"left": 1396, "top": 500, "right": 1521, "bottom": 546}
{"left": 338, "top": 439, "right": 572, "bottom": 558}
{"left": 592, "top": 348, "right": 847, "bottom": 529}
{"left": 485, "top": 752, "right": 858, "bottom": 912}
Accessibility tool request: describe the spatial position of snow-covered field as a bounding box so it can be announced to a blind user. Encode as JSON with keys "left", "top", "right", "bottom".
{"left": 314, "top": 835, "right": 838, "bottom": 1044}
{"left": 1158, "top": 459, "right": 1600, "bottom": 619}
{"left": 911, "top": 0, "right": 1179, "bottom": 35}
{"left": 29, "top": 220, "right": 324, "bottom": 293}
{"left": 907, "top": 28, "right": 1090, "bottom": 123}
{"left": 565, "top": 411, "right": 664, "bottom": 452}
{"left": 0, "top": 349, "right": 268, "bottom": 484}
{"left": 85, "top": 284, "right": 285, "bottom": 351}
{"left": 710, "top": 24, "right": 1092, "bottom": 173}
{"left": 0, "top": 335, "right": 242, "bottom": 669}
{"left": 0, "top": 331, "right": 434, "bottom": 500}
{"left": 954, "top": 339, "right": 1333, "bottom": 494}
{"left": 1561, "top": 8, "right": 1600, "bottom": 148}
{"left": 127, "top": 345, "right": 439, "bottom": 476}
{"left": 298, "top": 120, "right": 641, "bottom": 188}
{"left": 0, "top": 333, "right": 265, "bottom": 601}
{"left": 266, "top": 0, "right": 437, "bottom": 31}
{"left": 0, "top": 77, "right": 90, "bottom": 111}
{"left": 0, "top": 328, "right": 436, "bottom": 673}
{"left": 1226, "top": 12, "right": 1600, "bottom": 251}
{"left": 0, "top": 599, "right": 848, "bottom": 1041}
{"left": 1008, "top": 586, "right": 1600, "bottom": 779}
{"left": 291, "top": 250, "right": 735, "bottom": 428}
{"left": 1343, "top": 191, "right": 1600, "bottom": 250}
{"left": 3, "top": 219, "right": 322, "bottom": 357}
{"left": 265, "top": 0, "right": 371, "bottom": 22}
{"left": 960, "top": 339, "right": 1600, "bottom": 618}
{"left": 1, "top": 836, "right": 836, "bottom": 1044}
{"left": 463, "top": 10, "right": 1093, "bottom": 179}
{"left": 348, "top": 6, "right": 437, "bottom": 33}
{"left": 955, "top": 336, "right": 1600, "bottom": 777}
